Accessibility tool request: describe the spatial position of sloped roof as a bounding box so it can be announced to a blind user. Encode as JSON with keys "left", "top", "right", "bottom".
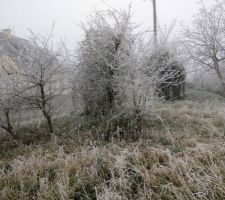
{"left": 0, "top": 31, "right": 33, "bottom": 73}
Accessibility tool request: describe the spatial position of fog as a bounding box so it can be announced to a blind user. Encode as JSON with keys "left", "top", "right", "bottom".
{"left": 0, "top": 0, "right": 215, "bottom": 46}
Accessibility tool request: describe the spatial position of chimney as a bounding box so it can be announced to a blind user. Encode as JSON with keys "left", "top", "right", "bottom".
{"left": 1, "top": 29, "right": 12, "bottom": 38}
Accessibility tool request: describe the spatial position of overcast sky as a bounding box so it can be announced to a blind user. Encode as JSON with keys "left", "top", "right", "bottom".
{"left": 0, "top": 0, "right": 216, "bottom": 47}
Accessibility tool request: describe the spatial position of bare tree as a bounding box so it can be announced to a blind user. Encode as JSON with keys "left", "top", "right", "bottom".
{"left": 184, "top": 0, "right": 225, "bottom": 93}
{"left": 0, "top": 54, "right": 21, "bottom": 137}
{"left": 16, "top": 27, "right": 69, "bottom": 133}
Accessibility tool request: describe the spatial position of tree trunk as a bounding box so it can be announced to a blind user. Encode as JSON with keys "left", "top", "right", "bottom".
{"left": 39, "top": 83, "right": 54, "bottom": 133}
{"left": 40, "top": 107, "right": 54, "bottom": 133}
{"left": 4, "top": 109, "right": 15, "bottom": 138}
{"left": 215, "top": 63, "right": 225, "bottom": 94}
{"left": 45, "top": 113, "right": 54, "bottom": 133}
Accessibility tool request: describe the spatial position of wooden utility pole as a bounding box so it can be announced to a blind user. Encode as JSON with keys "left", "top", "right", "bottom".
{"left": 152, "top": 0, "right": 157, "bottom": 47}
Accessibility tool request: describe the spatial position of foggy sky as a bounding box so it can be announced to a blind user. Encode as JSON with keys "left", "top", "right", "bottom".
{"left": 0, "top": 0, "right": 216, "bottom": 47}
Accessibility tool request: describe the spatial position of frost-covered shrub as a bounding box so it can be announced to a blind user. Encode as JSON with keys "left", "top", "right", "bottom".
{"left": 147, "top": 48, "right": 185, "bottom": 100}
{"left": 72, "top": 8, "right": 157, "bottom": 139}
{"left": 73, "top": 7, "right": 185, "bottom": 140}
{"left": 74, "top": 9, "right": 135, "bottom": 118}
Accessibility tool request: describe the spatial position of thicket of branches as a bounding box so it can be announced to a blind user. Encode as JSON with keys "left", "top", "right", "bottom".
{"left": 73, "top": 8, "right": 185, "bottom": 140}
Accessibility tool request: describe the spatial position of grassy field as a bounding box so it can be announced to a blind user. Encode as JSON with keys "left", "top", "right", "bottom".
{"left": 0, "top": 89, "right": 225, "bottom": 200}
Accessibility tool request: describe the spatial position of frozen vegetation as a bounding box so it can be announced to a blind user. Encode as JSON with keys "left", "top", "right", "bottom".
{"left": 1, "top": 1, "right": 225, "bottom": 199}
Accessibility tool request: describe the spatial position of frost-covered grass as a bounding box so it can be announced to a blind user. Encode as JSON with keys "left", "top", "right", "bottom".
{"left": 2, "top": 141, "right": 225, "bottom": 200}
{"left": 186, "top": 89, "right": 225, "bottom": 102}
{"left": 0, "top": 97, "right": 225, "bottom": 200}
